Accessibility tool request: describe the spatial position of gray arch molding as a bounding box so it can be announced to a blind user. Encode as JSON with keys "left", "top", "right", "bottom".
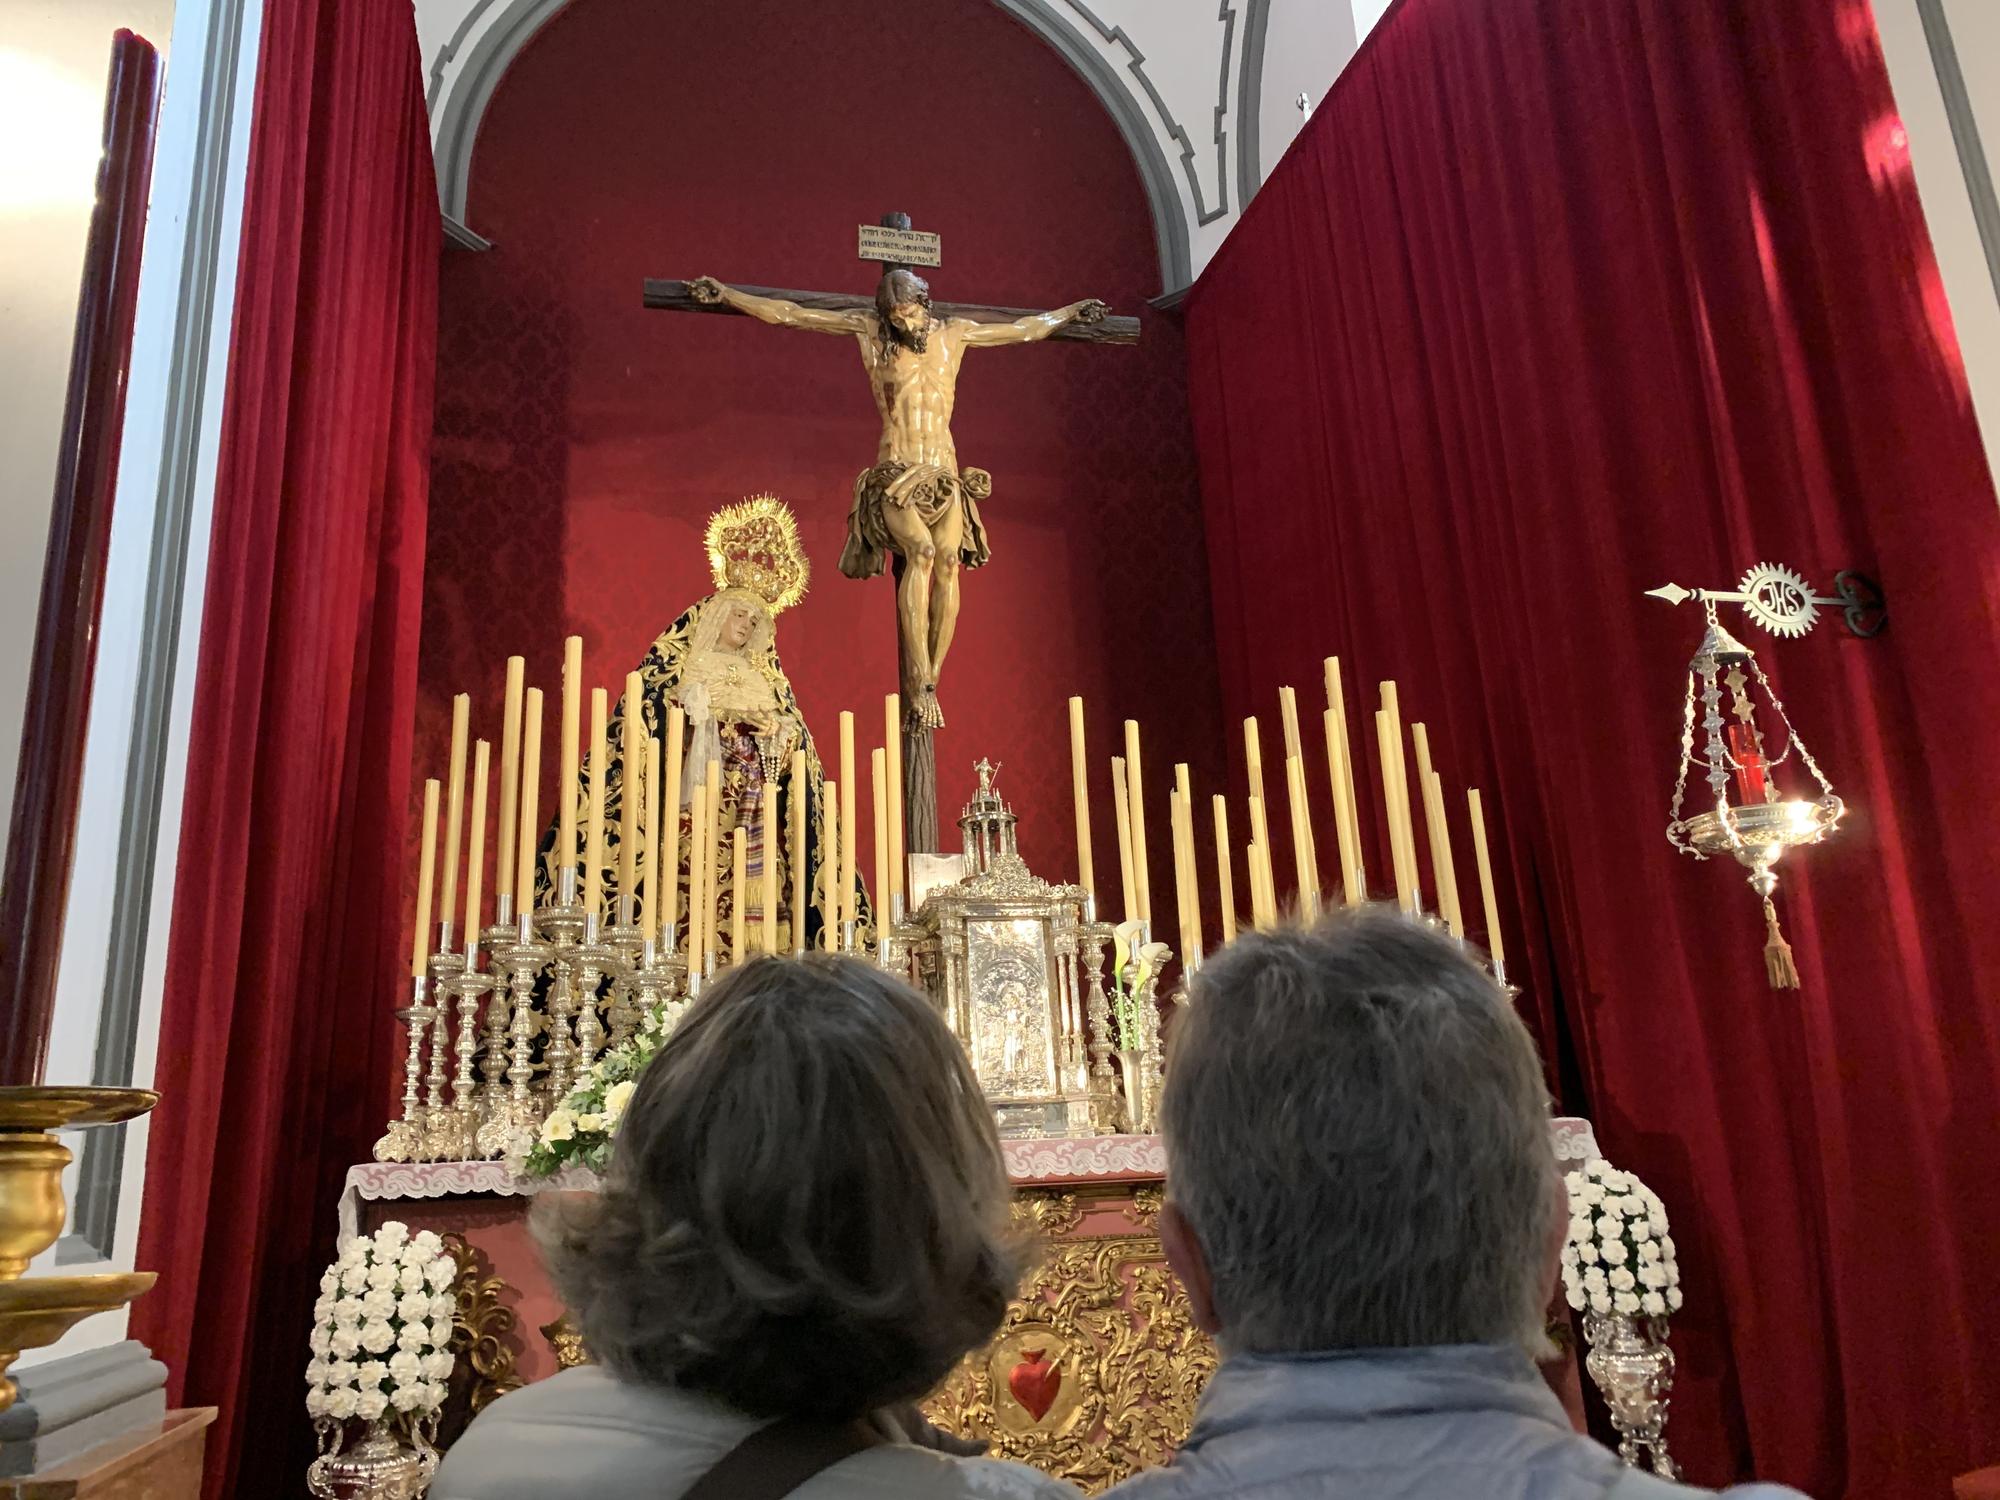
{"left": 428, "top": 0, "right": 1197, "bottom": 291}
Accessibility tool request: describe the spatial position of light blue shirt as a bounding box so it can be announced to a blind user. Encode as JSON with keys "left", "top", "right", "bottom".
{"left": 1105, "top": 1345, "right": 1808, "bottom": 1500}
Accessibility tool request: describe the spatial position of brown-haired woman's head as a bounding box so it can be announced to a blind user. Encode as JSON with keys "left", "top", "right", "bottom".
{"left": 535, "top": 955, "right": 1020, "bottom": 1421}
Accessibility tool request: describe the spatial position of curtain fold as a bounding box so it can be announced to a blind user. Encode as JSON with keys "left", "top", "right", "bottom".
{"left": 1185, "top": 1, "right": 2000, "bottom": 1495}
{"left": 129, "top": 2, "right": 437, "bottom": 1494}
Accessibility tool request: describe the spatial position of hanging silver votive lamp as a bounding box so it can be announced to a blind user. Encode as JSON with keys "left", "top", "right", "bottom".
{"left": 1664, "top": 601, "right": 1843, "bottom": 988}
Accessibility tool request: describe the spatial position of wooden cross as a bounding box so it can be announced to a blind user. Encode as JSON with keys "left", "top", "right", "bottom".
{"left": 643, "top": 211, "right": 1140, "bottom": 345}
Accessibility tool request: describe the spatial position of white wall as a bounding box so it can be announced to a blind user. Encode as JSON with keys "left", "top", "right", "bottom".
{"left": 1875, "top": 0, "right": 2000, "bottom": 472}
{"left": 0, "top": 0, "right": 176, "bottom": 839}
{"left": 1260, "top": 0, "right": 1359, "bottom": 182}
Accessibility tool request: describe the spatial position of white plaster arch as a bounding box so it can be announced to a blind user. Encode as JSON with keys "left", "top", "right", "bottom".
{"left": 414, "top": 0, "right": 1355, "bottom": 290}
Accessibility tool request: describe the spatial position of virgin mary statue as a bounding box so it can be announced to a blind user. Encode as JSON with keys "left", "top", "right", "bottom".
{"left": 540, "top": 497, "right": 868, "bottom": 959}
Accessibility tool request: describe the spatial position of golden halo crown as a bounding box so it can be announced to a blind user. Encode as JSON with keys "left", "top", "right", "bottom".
{"left": 705, "top": 494, "right": 809, "bottom": 615}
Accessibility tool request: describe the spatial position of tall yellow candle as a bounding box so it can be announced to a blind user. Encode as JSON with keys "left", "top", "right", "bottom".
{"left": 1323, "top": 707, "right": 1363, "bottom": 906}
{"left": 871, "top": 748, "right": 889, "bottom": 940}
{"left": 1286, "top": 755, "right": 1321, "bottom": 920}
{"left": 1375, "top": 708, "right": 1417, "bottom": 915}
{"left": 731, "top": 827, "right": 747, "bottom": 961}
{"left": 761, "top": 784, "right": 778, "bottom": 956}
{"left": 559, "top": 635, "right": 582, "bottom": 876}
{"left": 1242, "top": 840, "right": 1263, "bottom": 931}
{"left": 1212, "top": 795, "right": 1238, "bottom": 944}
{"left": 439, "top": 694, "right": 470, "bottom": 935}
{"left": 1279, "top": 686, "right": 1304, "bottom": 762}
{"left": 495, "top": 657, "right": 524, "bottom": 903}
{"left": 1247, "top": 795, "right": 1277, "bottom": 928}
{"left": 642, "top": 737, "right": 661, "bottom": 944}
{"left": 1110, "top": 756, "right": 1137, "bottom": 925}
{"left": 705, "top": 757, "right": 722, "bottom": 969}
{"left": 1427, "top": 768, "right": 1464, "bottom": 938}
{"left": 819, "top": 780, "right": 838, "bottom": 951}
{"left": 585, "top": 688, "right": 608, "bottom": 917}
{"left": 462, "top": 741, "right": 490, "bottom": 965}
{"left": 1468, "top": 788, "right": 1505, "bottom": 968}
{"left": 514, "top": 690, "right": 543, "bottom": 926}
{"left": 662, "top": 705, "right": 685, "bottom": 941}
{"left": 686, "top": 784, "right": 708, "bottom": 968}
{"left": 1243, "top": 716, "right": 1267, "bottom": 810}
{"left": 1323, "top": 659, "right": 1366, "bottom": 900}
{"left": 838, "top": 712, "right": 856, "bottom": 936}
{"left": 1380, "top": 683, "right": 1421, "bottom": 910}
{"left": 883, "top": 695, "right": 904, "bottom": 913}
{"left": 1410, "top": 723, "right": 1462, "bottom": 938}
{"left": 1173, "top": 764, "right": 1201, "bottom": 961}
{"left": 790, "top": 750, "right": 808, "bottom": 954}
{"left": 1068, "top": 697, "right": 1095, "bottom": 907}
{"left": 618, "top": 671, "right": 642, "bottom": 906}
{"left": 1123, "top": 720, "right": 1151, "bottom": 928}
{"left": 1170, "top": 788, "right": 1201, "bottom": 968}
{"left": 410, "top": 778, "right": 440, "bottom": 977}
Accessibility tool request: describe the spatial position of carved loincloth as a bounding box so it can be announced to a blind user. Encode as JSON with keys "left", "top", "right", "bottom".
{"left": 839, "top": 460, "right": 993, "bottom": 580}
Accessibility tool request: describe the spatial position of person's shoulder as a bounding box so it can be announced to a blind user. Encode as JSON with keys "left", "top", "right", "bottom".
{"left": 1608, "top": 1472, "right": 1811, "bottom": 1500}
{"left": 954, "top": 1454, "right": 1083, "bottom": 1499}
{"left": 819, "top": 1447, "right": 1079, "bottom": 1499}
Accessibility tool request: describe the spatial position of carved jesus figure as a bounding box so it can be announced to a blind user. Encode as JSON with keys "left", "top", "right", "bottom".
{"left": 687, "top": 270, "right": 1108, "bottom": 729}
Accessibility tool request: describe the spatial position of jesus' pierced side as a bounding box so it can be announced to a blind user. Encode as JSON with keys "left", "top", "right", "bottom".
{"left": 686, "top": 270, "right": 1108, "bottom": 730}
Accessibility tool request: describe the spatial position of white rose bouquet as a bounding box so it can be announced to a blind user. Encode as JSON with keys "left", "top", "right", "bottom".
{"left": 304, "top": 1221, "right": 458, "bottom": 1429}
{"left": 1561, "top": 1158, "right": 1684, "bottom": 1323}
{"left": 518, "top": 997, "right": 679, "bottom": 1178}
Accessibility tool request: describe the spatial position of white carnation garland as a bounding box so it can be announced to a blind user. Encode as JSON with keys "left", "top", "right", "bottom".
{"left": 304, "top": 1221, "right": 458, "bottom": 1426}
{"left": 1561, "top": 1158, "right": 1684, "bottom": 1321}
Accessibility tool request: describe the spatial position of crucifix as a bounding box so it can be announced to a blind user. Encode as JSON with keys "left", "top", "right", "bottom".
{"left": 645, "top": 212, "right": 1139, "bottom": 852}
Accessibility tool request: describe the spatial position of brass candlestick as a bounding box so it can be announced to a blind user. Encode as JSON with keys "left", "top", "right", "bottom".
{"left": 0, "top": 1087, "right": 158, "bottom": 1411}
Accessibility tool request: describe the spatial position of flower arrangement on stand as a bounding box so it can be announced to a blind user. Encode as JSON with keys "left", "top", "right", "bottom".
{"left": 305, "top": 1222, "right": 458, "bottom": 1498}
{"left": 1560, "top": 1158, "right": 1683, "bottom": 1478}
{"left": 518, "top": 996, "right": 680, "bottom": 1178}
{"left": 1108, "top": 921, "right": 1171, "bottom": 1133}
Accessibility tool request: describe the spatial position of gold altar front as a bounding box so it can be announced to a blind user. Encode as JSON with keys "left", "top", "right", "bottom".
{"left": 923, "top": 1182, "right": 1214, "bottom": 1492}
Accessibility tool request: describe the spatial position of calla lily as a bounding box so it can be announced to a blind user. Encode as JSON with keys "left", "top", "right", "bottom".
{"left": 1133, "top": 941, "right": 1173, "bottom": 990}
{"left": 1111, "top": 920, "right": 1146, "bottom": 982}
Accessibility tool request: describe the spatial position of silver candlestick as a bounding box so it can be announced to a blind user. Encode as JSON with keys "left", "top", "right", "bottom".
{"left": 472, "top": 897, "right": 521, "bottom": 1157}
{"left": 372, "top": 976, "right": 434, "bottom": 1163}
{"left": 418, "top": 936, "right": 465, "bottom": 1161}
{"left": 435, "top": 964, "right": 495, "bottom": 1162}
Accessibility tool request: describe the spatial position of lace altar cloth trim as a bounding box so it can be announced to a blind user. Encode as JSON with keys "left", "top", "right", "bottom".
{"left": 339, "top": 1120, "right": 1599, "bottom": 1241}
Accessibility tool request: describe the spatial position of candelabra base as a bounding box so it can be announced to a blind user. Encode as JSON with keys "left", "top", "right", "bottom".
{"left": 0, "top": 1086, "right": 159, "bottom": 1412}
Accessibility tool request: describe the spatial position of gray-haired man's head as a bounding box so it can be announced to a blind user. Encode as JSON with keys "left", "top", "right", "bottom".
{"left": 1159, "top": 909, "right": 1560, "bottom": 1356}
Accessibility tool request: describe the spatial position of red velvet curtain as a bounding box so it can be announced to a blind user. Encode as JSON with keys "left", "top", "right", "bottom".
{"left": 1185, "top": 1, "right": 2000, "bottom": 1496}
{"left": 130, "top": 2, "right": 437, "bottom": 1494}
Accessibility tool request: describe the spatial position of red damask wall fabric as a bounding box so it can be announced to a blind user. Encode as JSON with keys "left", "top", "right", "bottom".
{"left": 1185, "top": 0, "right": 2000, "bottom": 1495}
{"left": 416, "top": 0, "right": 1223, "bottom": 946}
{"left": 130, "top": 3, "right": 438, "bottom": 1494}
